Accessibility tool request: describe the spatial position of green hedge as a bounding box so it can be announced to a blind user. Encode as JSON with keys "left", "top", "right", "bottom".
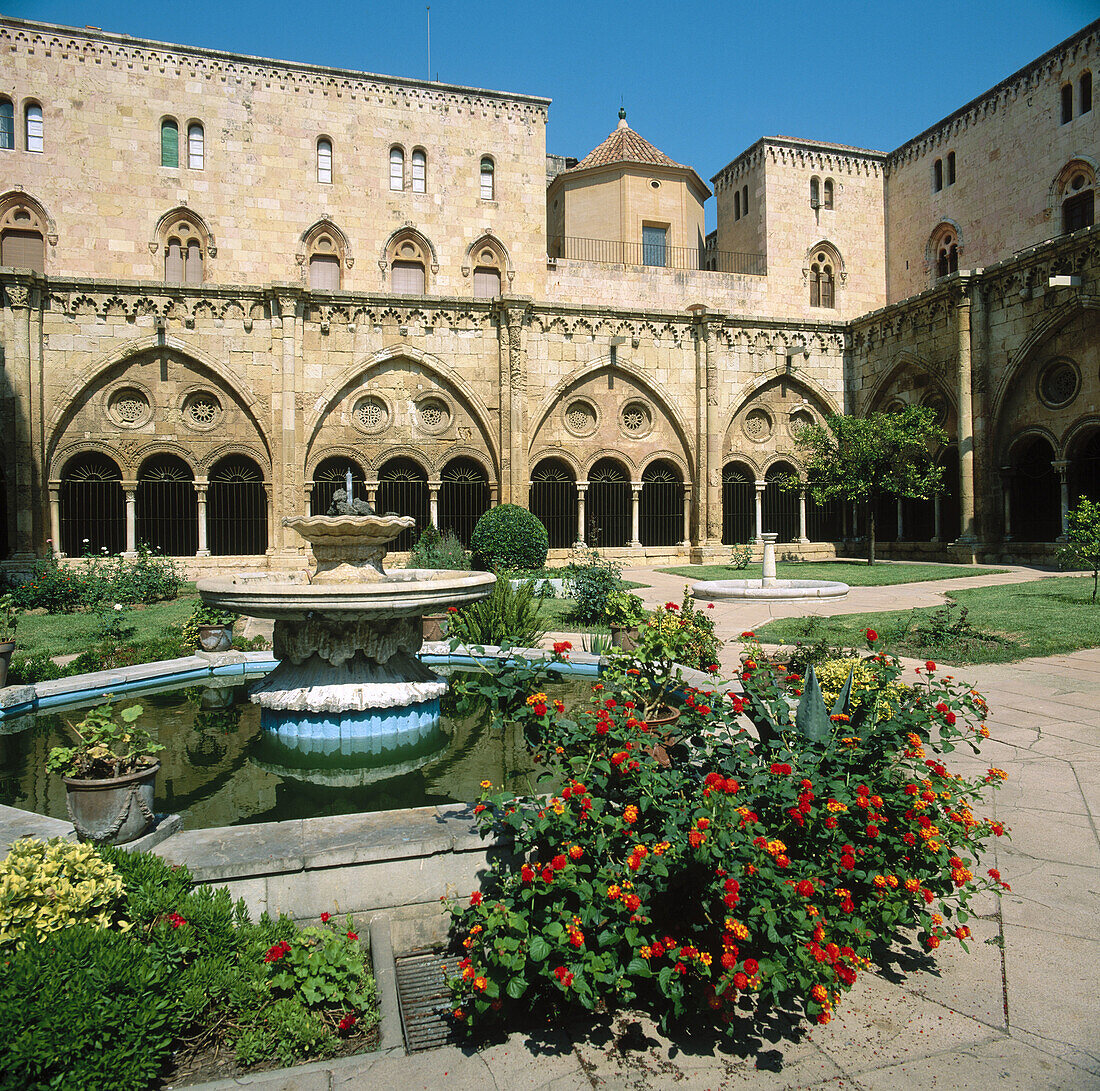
{"left": 470, "top": 504, "right": 549, "bottom": 571}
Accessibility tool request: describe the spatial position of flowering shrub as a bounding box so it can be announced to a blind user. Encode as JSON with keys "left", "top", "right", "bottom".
{"left": 447, "top": 636, "right": 1007, "bottom": 1036}
{"left": 632, "top": 589, "right": 720, "bottom": 673}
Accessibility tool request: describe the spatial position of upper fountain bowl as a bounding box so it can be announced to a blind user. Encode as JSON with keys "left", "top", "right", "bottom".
{"left": 284, "top": 514, "right": 415, "bottom": 583}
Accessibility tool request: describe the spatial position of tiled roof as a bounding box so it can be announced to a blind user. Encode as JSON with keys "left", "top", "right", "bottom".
{"left": 569, "top": 119, "right": 686, "bottom": 172}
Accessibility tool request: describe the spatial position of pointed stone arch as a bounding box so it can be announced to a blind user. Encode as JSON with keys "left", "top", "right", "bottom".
{"left": 0, "top": 189, "right": 57, "bottom": 247}
{"left": 298, "top": 217, "right": 353, "bottom": 284}
{"left": 378, "top": 224, "right": 439, "bottom": 274}
{"left": 150, "top": 205, "right": 216, "bottom": 258}
{"left": 864, "top": 351, "right": 957, "bottom": 417}
{"left": 722, "top": 369, "right": 840, "bottom": 441}
{"left": 461, "top": 232, "right": 514, "bottom": 284}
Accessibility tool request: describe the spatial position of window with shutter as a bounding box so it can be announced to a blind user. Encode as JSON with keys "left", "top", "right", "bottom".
{"left": 188, "top": 123, "right": 204, "bottom": 169}
{"left": 309, "top": 253, "right": 341, "bottom": 290}
{"left": 161, "top": 119, "right": 178, "bottom": 167}
{"left": 390, "top": 147, "right": 404, "bottom": 190}
{"left": 0, "top": 101, "right": 13, "bottom": 150}
{"left": 317, "top": 139, "right": 332, "bottom": 184}
{"left": 392, "top": 260, "right": 425, "bottom": 294}
{"left": 480, "top": 157, "right": 494, "bottom": 200}
{"left": 25, "top": 104, "right": 43, "bottom": 152}
{"left": 165, "top": 240, "right": 184, "bottom": 283}
{"left": 823, "top": 178, "right": 834, "bottom": 209}
{"left": 412, "top": 149, "right": 426, "bottom": 193}
{"left": 642, "top": 225, "right": 667, "bottom": 267}
{"left": 473, "top": 267, "right": 501, "bottom": 298}
{"left": 1, "top": 229, "right": 45, "bottom": 272}
{"left": 185, "top": 239, "right": 203, "bottom": 284}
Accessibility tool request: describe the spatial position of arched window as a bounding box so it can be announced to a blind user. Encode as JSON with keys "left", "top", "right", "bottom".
{"left": 823, "top": 178, "right": 834, "bottom": 209}
{"left": 933, "top": 158, "right": 943, "bottom": 192}
{"left": 734, "top": 191, "right": 741, "bottom": 220}
{"left": 1068, "top": 427, "right": 1100, "bottom": 506}
{"left": 946, "top": 151, "right": 956, "bottom": 185}
{"left": 1062, "top": 83, "right": 1074, "bottom": 124}
{"left": 389, "top": 146, "right": 404, "bottom": 191}
{"left": 809, "top": 249, "right": 836, "bottom": 308}
{"left": 0, "top": 196, "right": 47, "bottom": 273}
{"left": 586, "top": 459, "right": 631, "bottom": 548}
{"left": 160, "top": 118, "right": 179, "bottom": 168}
{"left": 305, "top": 223, "right": 344, "bottom": 290}
{"left": 1010, "top": 437, "right": 1060, "bottom": 542}
{"left": 929, "top": 224, "right": 959, "bottom": 279}
{"left": 378, "top": 457, "right": 428, "bottom": 552}
{"left": 1081, "top": 71, "right": 1093, "bottom": 115}
{"left": 1061, "top": 166, "right": 1096, "bottom": 235}
{"left": 764, "top": 462, "right": 799, "bottom": 543}
{"left": 640, "top": 460, "right": 683, "bottom": 547}
{"left": 480, "top": 156, "right": 494, "bottom": 200}
{"left": 24, "top": 103, "right": 42, "bottom": 153}
{"left": 137, "top": 454, "right": 197, "bottom": 556}
{"left": 470, "top": 237, "right": 506, "bottom": 298}
{"left": 0, "top": 99, "right": 14, "bottom": 150}
{"left": 411, "top": 148, "right": 426, "bottom": 193}
{"left": 159, "top": 210, "right": 211, "bottom": 285}
{"left": 311, "top": 457, "right": 365, "bottom": 515}
{"left": 722, "top": 462, "right": 755, "bottom": 545}
{"left": 317, "top": 138, "right": 332, "bottom": 184}
{"left": 742, "top": 185, "right": 748, "bottom": 215}
{"left": 809, "top": 177, "right": 820, "bottom": 208}
{"left": 187, "top": 122, "right": 204, "bottom": 169}
{"left": 388, "top": 230, "right": 430, "bottom": 295}
{"left": 439, "top": 457, "right": 490, "bottom": 547}
{"left": 60, "top": 453, "right": 125, "bottom": 556}
{"left": 208, "top": 456, "right": 267, "bottom": 555}
{"left": 530, "top": 458, "right": 577, "bottom": 548}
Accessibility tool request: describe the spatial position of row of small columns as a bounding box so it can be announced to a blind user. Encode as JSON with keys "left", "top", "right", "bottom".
{"left": 571, "top": 481, "right": 694, "bottom": 549}
{"left": 302, "top": 480, "right": 503, "bottom": 528}
{"left": 47, "top": 478, "right": 276, "bottom": 558}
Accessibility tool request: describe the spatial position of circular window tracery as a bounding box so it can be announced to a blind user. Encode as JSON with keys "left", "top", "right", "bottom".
{"left": 789, "top": 409, "right": 814, "bottom": 436}
{"left": 922, "top": 394, "right": 948, "bottom": 427}
{"left": 620, "top": 400, "right": 652, "bottom": 437}
{"left": 182, "top": 391, "right": 222, "bottom": 430}
{"left": 743, "top": 408, "right": 773, "bottom": 441}
{"left": 564, "top": 400, "right": 597, "bottom": 436}
{"left": 108, "top": 387, "right": 151, "bottom": 428}
{"left": 353, "top": 395, "right": 389, "bottom": 434}
{"left": 417, "top": 396, "right": 451, "bottom": 432}
{"left": 1038, "top": 359, "right": 1080, "bottom": 409}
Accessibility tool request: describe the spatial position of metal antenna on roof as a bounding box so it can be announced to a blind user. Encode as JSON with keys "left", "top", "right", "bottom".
{"left": 426, "top": 6, "right": 431, "bottom": 82}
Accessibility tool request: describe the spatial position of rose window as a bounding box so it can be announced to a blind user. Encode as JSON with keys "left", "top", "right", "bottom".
{"left": 743, "top": 409, "right": 772, "bottom": 440}
{"left": 354, "top": 396, "right": 387, "bottom": 431}
{"left": 109, "top": 388, "right": 149, "bottom": 425}
{"left": 184, "top": 393, "right": 221, "bottom": 427}
{"left": 621, "top": 401, "right": 651, "bottom": 434}
{"left": 418, "top": 398, "right": 449, "bottom": 429}
{"left": 789, "top": 410, "right": 813, "bottom": 436}
{"left": 1039, "top": 360, "right": 1079, "bottom": 408}
{"left": 565, "top": 401, "right": 596, "bottom": 433}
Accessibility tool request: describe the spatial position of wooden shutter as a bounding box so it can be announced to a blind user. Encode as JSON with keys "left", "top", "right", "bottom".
{"left": 185, "top": 240, "right": 203, "bottom": 284}
{"left": 25, "top": 105, "right": 42, "bottom": 152}
{"left": 392, "top": 261, "right": 424, "bottom": 295}
{"left": 473, "top": 268, "right": 500, "bottom": 298}
{"left": 309, "top": 254, "right": 340, "bottom": 290}
{"left": 317, "top": 139, "right": 332, "bottom": 183}
{"left": 165, "top": 240, "right": 183, "bottom": 283}
{"left": 161, "top": 120, "right": 178, "bottom": 167}
{"left": 188, "top": 124, "right": 203, "bottom": 169}
{"left": 1, "top": 230, "right": 45, "bottom": 273}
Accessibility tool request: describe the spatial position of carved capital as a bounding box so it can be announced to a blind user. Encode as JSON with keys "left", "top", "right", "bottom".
{"left": 5, "top": 283, "right": 30, "bottom": 309}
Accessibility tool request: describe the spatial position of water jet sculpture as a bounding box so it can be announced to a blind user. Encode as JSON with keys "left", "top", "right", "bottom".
{"left": 692, "top": 533, "right": 849, "bottom": 604}
{"left": 197, "top": 483, "right": 495, "bottom": 742}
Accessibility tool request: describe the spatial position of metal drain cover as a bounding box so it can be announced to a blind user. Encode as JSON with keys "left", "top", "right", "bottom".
{"left": 395, "top": 950, "right": 461, "bottom": 1053}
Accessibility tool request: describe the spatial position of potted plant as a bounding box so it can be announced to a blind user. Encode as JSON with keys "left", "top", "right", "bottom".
{"left": 603, "top": 590, "right": 648, "bottom": 651}
{"left": 0, "top": 593, "right": 18, "bottom": 687}
{"left": 192, "top": 602, "right": 238, "bottom": 652}
{"left": 45, "top": 699, "right": 163, "bottom": 845}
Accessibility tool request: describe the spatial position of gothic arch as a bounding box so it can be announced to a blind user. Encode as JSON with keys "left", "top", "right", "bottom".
{"left": 582, "top": 452, "right": 637, "bottom": 479}
{"left": 722, "top": 371, "right": 840, "bottom": 441}
{"left": 0, "top": 189, "right": 57, "bottom": 244}
{"left": 51, "top": 441, "right": 130, "bottom": 480}
{"left": 305, "top": 444, "right": 368, "bottom": 480}
{"left": 432, "top": 445, "right": 496, "bottom": 480}
{"left": 149, "top": 206, "right": 216, "bottom": 256}
{"left": 923, "top": 220, "right": 964, "bottom": 268}
{"left": 1047, "top": 157, "right": 1099, "bottom": 217}
{"left": 367, "top": 445, "right": 432, "bottom": 476}
{"left": 1060, "top": 415, "right": 1100, "bottom": 461}
{"left": 461, "top": 232, "right": 514, "bottom": 282}
{"left": 134, "top": 443, "right": 200, "bottom": 477}
{"left": 639, "top": 449, "right": 690, "bottom": 481}
{"left": 864, "top": 352, "right": 957, "bottom": 416}
{"left": 1003, "top": 425, "right": 1059, "bottom": 462}
{"left": 378, "top": 225, "right": 439, "bottom": 273}
{"left": 802, "top": 240, "right": 845, "bottom": 279}
{"left": 761, "top": 453, "right": 803, "bottom": 479}
{"left": 298, "top": 217, "right": 353, "bottom": 269}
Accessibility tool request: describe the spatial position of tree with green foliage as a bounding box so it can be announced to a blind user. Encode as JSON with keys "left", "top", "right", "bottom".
{"left": 792, "top": 406, "right": 947, "bottom": 564}
{"left": 1058, "top": 496, "right": 1100, "bottom": 603}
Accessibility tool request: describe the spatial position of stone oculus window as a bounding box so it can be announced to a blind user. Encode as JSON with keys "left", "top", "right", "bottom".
{"left": 563, "top": 399, "right": 598, "bottom": 437}
{"left": 620, "top": 400, "right": 653, "bottom": 437}
{"left": 107, "top": 386, "right": 152, "bottom": 428}
{"left": 182, "top": 390, "right": 223, "bottom": 430}
{"left": 352, "top": 394, "right": 389, "bottom": 434}
{"left": 1038, "top": 358, "right": 1080, "bottom": 409}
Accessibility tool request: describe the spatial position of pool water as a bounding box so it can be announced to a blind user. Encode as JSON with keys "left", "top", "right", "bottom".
{"left": 0, "top": 674, "right": 593, "bottom": 829}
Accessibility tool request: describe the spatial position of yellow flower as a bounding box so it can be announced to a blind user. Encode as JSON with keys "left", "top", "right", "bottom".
{"left": 480, "top": 780, "right": 493, "bottom": 789}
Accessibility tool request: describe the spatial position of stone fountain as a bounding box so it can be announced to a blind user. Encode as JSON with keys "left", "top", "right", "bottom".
{"left": 197, "top": 481, "right": 495, "bottom": 742}
{"left": 692, "top": 533, "right": 850, "bottom": 604}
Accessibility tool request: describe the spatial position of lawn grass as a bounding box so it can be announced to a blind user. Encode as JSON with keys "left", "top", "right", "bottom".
{"left": 752, "top": 576, "right": 1100, "bottom": 664}
{"left": 15, "top": 594, "right": 200, "bottom": 659}
{"left": 660, "top": 561, "right": 1007, "bottom": 587}
{"left": 535, "top": 596, "right": 611, "bottom": 635}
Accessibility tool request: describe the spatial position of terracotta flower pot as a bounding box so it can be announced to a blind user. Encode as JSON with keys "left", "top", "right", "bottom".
{"left": 422, "top": 613, "right": 448, "bottom": 641}
{"left": 62, "top": 762, "right": 160, "bottom": 845}
{"left": 610, "top": 625, "right": 640, "bottom": 652}
{"left": 197, "top": 623, "right": 233, "bottom": 652}
{"left": 0, "top": 639, "right": 14, "bottom": 688}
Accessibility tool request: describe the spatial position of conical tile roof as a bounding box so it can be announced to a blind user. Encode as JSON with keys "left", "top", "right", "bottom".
{"left": 569, "top": 113, "right": 686, "bottom": 172}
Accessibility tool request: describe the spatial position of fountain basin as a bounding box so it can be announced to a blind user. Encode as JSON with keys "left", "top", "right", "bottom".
{"left": 692, "top": 577, "right": 850, "bottom": 603}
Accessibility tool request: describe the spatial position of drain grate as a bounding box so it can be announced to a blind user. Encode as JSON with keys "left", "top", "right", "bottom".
{"left": 395, "top": 950, "right": 461, "bottom": 1053}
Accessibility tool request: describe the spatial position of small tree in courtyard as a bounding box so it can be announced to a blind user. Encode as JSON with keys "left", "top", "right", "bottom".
{"left": 793, "top": 406, "right": 947, "bottom": 565}
{"left": 1058, "top": 496, "right": 1100, "bottom": 603}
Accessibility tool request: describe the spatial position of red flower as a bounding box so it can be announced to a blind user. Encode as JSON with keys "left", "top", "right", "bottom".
{"left": 665, "top": 602, "right": 679, "bottom": 610}
{"left": 623, "top": 893, "right": 641, "bottom": 912}
{"left": 338, "top": 1012, "right": 357, "bottom": 1033}
{"left": 733, "top": 972, "right": 749, "bottom": 990}
{"left": 320, "top": 912, "right": 331, "bottom": 923}
{"left": 553, "top": 641, "right": 572, "bottom": 655}
{"left": 541, "top": 867, "right": 555, "bottom": 883}
{"left": 721, "top": 950, "right": 736, "bottom": 969}
{"left": 945, "top": 711, "right": 956, "bottom": 725}
{"left": 347, "top": 931, "right": 358, "bottom": 941}
{"left": 264, "top": 940, "right": 292, "bottom": 964}
{"left": 865, "top": 628, "right": 878, "bottom": 642}
{"left": 470, "top": 891, "right": 483, "bottom": 906}
{"left": 446, "top": 606, "right": 459, "bottom": 613}
{"left": 741, "top": 631, "right": 755, "bottom": 638}
{"left": 552, "top": 854, "right": 568, "bottom": 871}
{"left": 795, "top": 880, "right": 815, "bottom": 897}
{"left": 521, "top": 864, "right": 535, "bottom": 883}
{"left": 865, "top": 825, "right": 880, "bottom": 839}
{"left": 769, "top": 762, "right": 792, "bottom": 775}
{"left": 925, "top": 660, "right": 936, "bottom": 672}
{"left": 533, "top": 702, "right": 547, "bottom": 716}
{"left": 743, "top": 957, "right": 759, "bottom": 975}
{"left": 168, "top": 912, "right": 187, "bottom": 929}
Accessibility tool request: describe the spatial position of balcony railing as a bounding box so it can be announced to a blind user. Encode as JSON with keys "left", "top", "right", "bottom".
{"left": 549, "top": 235, "right": 766, "bottom": 276}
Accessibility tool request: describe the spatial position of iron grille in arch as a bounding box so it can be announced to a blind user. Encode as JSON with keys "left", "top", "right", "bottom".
{"left": 763, "top": 464, "right": 799, "bottom": 543}
{"left": 721, "top": 463, "right": 754, "bottom": 546}
{"left": 529, "top": 459, "right": 577, "bottom": 548}
{"left": 438, "top": 458, "right": 489, "bottom": 547}
{"left": 311, "top": 457, "right": 367, "bottom": 515}
{"left": 640, "top": 461, "right": 682, "bottom": 547}
{"left": 137, "top": 455, "right": 197, "bottom": 556}
{"left": 587, "top": 460, "right": 630, "bottom": 548}
{"left": 60, "top": 453, "right": 126, "bottom": 556}
{"left": 378, "top": 458, "right": 428, "bottom": 552}
{"left": 208, "top": 457, "right": 267, "bottom": 556}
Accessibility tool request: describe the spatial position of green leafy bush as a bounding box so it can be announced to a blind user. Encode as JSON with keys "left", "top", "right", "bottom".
{"left": 8, "top": 554, "right": 87, "bottom": 613}
{"left": 565, "top": 551, "right": 622, "bottom": 624}
{"left": 6, "top": 652, "right": 68, "bottom": 685}
{"left": 603, "top": 590, "right": 648, "bottom": 628}
{"left": 0, "top": 838, "right": 126, "bottom": 950}
{"left": 470, "top": 505, "right": 549, "bottom": 571}
{"left": 409, "top": 525, "right": 470, "bottom": 570}
{"left": 448, "top": 576, "right": 547, "bottom": 649}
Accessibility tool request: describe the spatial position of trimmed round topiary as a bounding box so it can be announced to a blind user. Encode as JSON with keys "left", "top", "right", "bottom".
{"left": 470, "top": 504, "right": 549, "bottom": 571}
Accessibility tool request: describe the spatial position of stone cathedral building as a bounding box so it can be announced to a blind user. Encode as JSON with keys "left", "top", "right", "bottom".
{"left": 0, "top": 16, "right": 1097, "bottom": 572}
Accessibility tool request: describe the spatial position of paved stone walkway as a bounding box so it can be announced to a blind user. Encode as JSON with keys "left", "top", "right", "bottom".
{"left": 191, "top": 564, "right": 1099, "bottom": 1090}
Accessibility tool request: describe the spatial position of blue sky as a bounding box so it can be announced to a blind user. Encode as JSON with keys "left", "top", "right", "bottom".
{"left": 8, "top": 0, "right": 1098, "bottom": 189}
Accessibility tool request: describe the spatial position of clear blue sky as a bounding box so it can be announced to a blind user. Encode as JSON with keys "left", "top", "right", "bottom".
{"left": 7, "top": 0, "right": 1098, "bottom": 192}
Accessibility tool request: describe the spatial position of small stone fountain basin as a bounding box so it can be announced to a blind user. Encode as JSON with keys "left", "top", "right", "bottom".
{"left": 197, "top": 569, "right": 496, "bottom": 621}
{"left": 692, "top": 577, "right": 850, "bottom": 603}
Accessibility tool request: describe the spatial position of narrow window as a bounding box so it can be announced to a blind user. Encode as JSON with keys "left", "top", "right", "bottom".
{"left": 411, "top": 149, "right": 426, "bottom": 193}
{"left": 473, "top": 267, "right": 501, "bottom": 298}
{"left": 935, "top": 233, "right": 958, "bottom": 278}
{"left": 734, "top": 190, "right": 741, "bottom": 219}
{"left": 642, "top": 225, "right": 667, "bottom": 267}
{"left": 160, "top": 119, "right": 178, "bottom": 168}
{"left": 809, "top": 252, "right": 835, "bottom": 308}
{"left": 389, "top": 147, "right": 404, "bottom": 191}
{"left": 742, "top": 185, "right": 748, "bottom": 214}
{"left": 1081, "top": 72, "right": 1093, "bottom": 114}
{"left": 946, "top": 151, "right": 956, "bottom": 185}
{"left": 165, "top": 238, "right": 184, "bottom": 283}
{"left": 0, "top": 100, "right": 14, "bottom": 151}
{"left": 809, "top": 177, "right": 820, "bottom": 208}
{"left": 823, "top": 178, "right": 834, "bottom": 209}
{"left": 392, "top": 260, "right": 425, "bottom": 294}
{"left": 187, "top": 123, "right": 204, "bottom": 169}
{"left": 480, "top": 156, "right": 494, "bottom": 200}
{"left": 25, "top": 104, "right": 43, "bottom": 153}
{"left": 317, "top": 138, "right": 332, "bottom": 184}
{"left": 933, "top": 159, "right": 943, "bottom": 192}
{"left": 309, "top": 253, "right": 340, "bottom": 289}
{"left": 185, "top": 239, "right": 203, "bottom": 284}
{"left": 1062, "top": 173, "right": 1095, "bottom": 233}
{"left": 1062, "top": 83, "right": 1073, "bottom": 123}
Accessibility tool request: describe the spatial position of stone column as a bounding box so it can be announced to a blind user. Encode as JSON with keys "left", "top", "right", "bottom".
{"left": 498, "top": 300, "right": 531, "bottom": 505}
{"left": 194, "top": 479, "right": 210, "bottom": 556}
{"left": 754, "top": 481, "right": 766, "bottom": 542}
{"left": 798, "top": 487, "right": 809, "bottom": 543}
{"left": 48, "top": 480, "right": 62, "bottom": 557}
{"left": 428, "top": 480, "right": 441, "bottom": 527}
{"left": 932, "top": 493, "right": 942, "bottom": 543}
{"left": 121, "top": 480, "right": 138, "bottom": 557}
{"left": 264, "top": 483, "right": 275, "bottom": 555}
{"left": 366, "top": 480, "right": 379, "bottom": 509}
{"left": 1053, "top": 460, "right": 1070, "bottom": 541}
{"left": 955, "top": 286, "right": 977, "bottom": 542}
{"left": 896, "top": 498, "right": 905, "bottom": 542}
{"left": 999, "top": 468, "right": 1013, "bottom": 541}
{"left": 303, "top": 481, "right": 314, "bottom": 517}
{"left": 6, "top": 280, "right": 36, "bottom": 558}
{"left": 629, "top": 483, "right": 642, "bottom": 548}
{"left": 682, "top": 486, "right": 692, "bottom": 548}
{"left": 491, "top": 483, "right": 500, "bottom": 508}
{"left": 576, "top": 482, "right": 588, "bottom": 546}
{"left": 273, "top": 290, "right": 302, "bottom": 554}
{"left": 705, "top": 319, "right": 722, "bottom": 547}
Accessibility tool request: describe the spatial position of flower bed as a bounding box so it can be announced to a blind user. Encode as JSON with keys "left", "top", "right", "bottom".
{"left": 446, "top": 633, "right": 1008, "bottom": 1036}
